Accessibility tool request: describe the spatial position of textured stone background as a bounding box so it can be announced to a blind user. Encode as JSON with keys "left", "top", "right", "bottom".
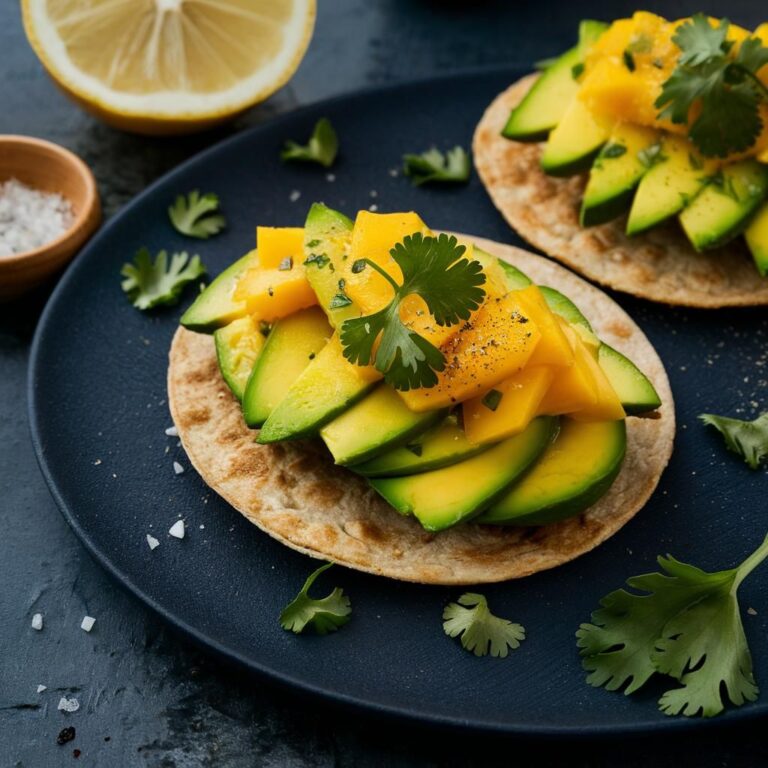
{"left": 3, "top": 1, "right": 768, "bottom": 765}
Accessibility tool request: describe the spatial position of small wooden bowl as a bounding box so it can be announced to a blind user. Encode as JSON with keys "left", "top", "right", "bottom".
{"left": 0, "top": 135, "right": 100, "bottom": 300}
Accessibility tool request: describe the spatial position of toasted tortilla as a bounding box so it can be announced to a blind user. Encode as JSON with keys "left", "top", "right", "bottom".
{"left": 474, "top": 75, "right": 768, "bottom": 308}
{"left": 168, "top": 235, "right": 675, "bottom": 584}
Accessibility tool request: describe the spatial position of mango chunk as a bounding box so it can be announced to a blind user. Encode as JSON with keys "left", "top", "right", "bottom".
{"left": 235, "top": 266, "right": 317, "bottom": 321}
{"left": 514, "top": 285, "right": 574, "bottom": 368}
{"left": 256, "top": 227, "right": 305, "bottom": 269}
{"left": 398, "top": 292, "right": 541, "bottom": 412}
{"left": 463, "top": 366, "right": 555, "bottom": 445}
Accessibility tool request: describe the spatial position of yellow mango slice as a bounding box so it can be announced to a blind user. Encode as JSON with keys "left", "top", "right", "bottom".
{"left": 345, "top": 211, "right": 431, "bottom": 311}
{"left": 234, "top": 266, "right": 317, "bottom": 321}
{"left": 514, "top": 286, "right": 574, "bottom": 368}
{"left": 463, "top": 366, "right": 556, "bottom": 445}
{"left": 398, "top": 292, "right": 541, "bottom": 412}
{"left": 256, "top": 226, "right": 305, "bottom": 269}
{"left": 570, "top": 347, "right": 626, "bottom": 422}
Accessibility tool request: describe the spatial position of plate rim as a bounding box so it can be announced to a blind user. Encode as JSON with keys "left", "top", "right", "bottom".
{"left": 26, "top": 69, "right": 763, "bottom": 737}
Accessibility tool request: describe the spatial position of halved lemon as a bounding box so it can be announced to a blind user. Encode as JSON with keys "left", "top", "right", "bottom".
{"left": 22, "top": 0, "right": 316, "bottom": 135}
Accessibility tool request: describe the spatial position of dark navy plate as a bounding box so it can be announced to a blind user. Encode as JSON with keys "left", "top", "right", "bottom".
{"left": 29, "top": 70, "right": 768, "bottom": 735}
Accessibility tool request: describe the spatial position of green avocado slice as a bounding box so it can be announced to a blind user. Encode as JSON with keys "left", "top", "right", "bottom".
{"left": 180, "top": 251, "right": 255, "bottom": 333}
{"left": 242, "top": 307, "right": 331, "bottom": 428}
{"left": 320, "top": 384, "right": 446, "bottom": 466}
{"left": 479, "top": 418, "right": 625, "bottom": 526}
{"left": 213, "top": 316, "right": 266, "bottom": 402}
{"left": 369, "top": 416, "right": 558, "bottom": 532}
{"left": 745, "top": 201, "right": 768, "bottom": 277}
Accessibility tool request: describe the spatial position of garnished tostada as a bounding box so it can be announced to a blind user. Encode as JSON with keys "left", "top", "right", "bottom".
{"left": 475, "top": 12, "right": 768, "bottom": 307}
{"left": 169, "top": 205, "right": 674, "bottom": 584}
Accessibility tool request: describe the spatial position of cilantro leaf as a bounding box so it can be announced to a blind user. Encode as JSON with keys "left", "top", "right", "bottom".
{"left": 339, "top": 233, "right": 486, "bottom": 390}
{"left": 577, "top": 535, "right": 768, "bottom": 717}
{"left": 656, "top": 14, "right": 768, "bottom": 157}
{"left": 168, "top": 191, "right": 226, "bottom": 239}
{"left": 402, "top": 146, "right": 471, "bottom": 186}
{"left": 700, "top": 411, "right": 768, "bottom": 469}
{"left": 279, "top": 562, "right": 351, "bottom": 635}
{"left": 443, "top": 593, "right": 525, "bottom": 658}
{"left": 121, "top": 248, "right": 206, "bottom": 310}
{"left": 281, "top": 118, "right": 338, "bottom": 168}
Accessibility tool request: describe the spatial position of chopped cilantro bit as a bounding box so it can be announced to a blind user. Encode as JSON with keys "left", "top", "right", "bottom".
{"left": 403, "top": 146, "right": 471, "bottom": 186}
{"left": 306, "top": 239, "right": 321, "bottom": 248}
{"left": 340, "top": 233, "right": 486, "bottom": 390}
{"left": 121, "top": 248, "right": 206, "bottom": 310}
{"left": 304, "top": 253, "right": 330, "bottom": 269}
{"left": 637, "top": 142, "right": 666, "bottom": 169}
{"left": 168, "top": 191, "right": 226, "bottom": 239}
{"left": 279, "top": 562, "right": 351, "bottom": 635}
{"left": 443, "top": 593, "right": 525, "bottom": 658}
{"left": 699, "top": 411, "right": 768, "bottom": 469}
{"left": 571, "top": 62, "right": 585, "bottom": 80}
{"left": 481, "top": 389, "right": 503, "bottom": 412}
{"left": 281, "top": 118, "right": 338, "bottom": 168}
{"left": 577, "top": 534, "right": 768, "bottom": 717}
{"left": 278, "top": 256, "right": 293, "bottom": 271}
{"left": 601, "top": 143, "right": 628, "bottom": 160}
{"left": 623, "top": 49, "right": 636, "bottom": 71}
{"left": 351, "top": 259, "right": 367, "bottom": 274}
{"left": 329, "top": 293, "right": 353, "bottom": 309}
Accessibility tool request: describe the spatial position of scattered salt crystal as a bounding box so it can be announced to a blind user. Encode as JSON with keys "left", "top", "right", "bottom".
{"left": 169, "top": 520, "right": 185, "bottom": 539}
{"left": 31, "top": 613, "right": 43, "bottom": 631}
{"left": 165, "top": 426, "right": 178, "bottom": 437}
{"left": 173, "top": 461, "right": 184, "bottom": 475}
{"left": 146, "top": 534, "right": 160, "bottom": 550}
{"left": 0, "top": 179, "right": 74, "bottom": 257}
{"left": 80, "top": 616, "right": 95, "bottom": 632}
{"left": 388, "top": 168, "right": 399, "bottom": 177}
{"left": 748, "top": 607, "right": 758, "bottom": 616}
{"left": 93, "top": 459, "right": 102, "bottom": 466}
{"left": 36, "top": 685, "right": 46, "bottom": 693}
{"left": 369, "top": 204, "right": 378, "bottom": 212}
{"left": 199, "top": 524, "right": 205, "bottom": 530}
{"left": 369, "top": 190, "right": 378, "bottom": 198}
{"left": 289, "top": 190, "right": 301, "bottom": 202}
{"left": 58, "top": 696, "right": 79, "bottom": 713}
{"left": 325, "top": 173, "right": 336, "bottom": 182}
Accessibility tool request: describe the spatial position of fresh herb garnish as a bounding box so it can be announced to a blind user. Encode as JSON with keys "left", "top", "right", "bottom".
{"left": 351, "top": 258, "right": 367, "bottom": 274}
{"left": 121, "top": 248, "right": 206, "bottom": 310}
{"left": 577, "top": 535, "right": 768, "bottom": 717}
{"left": 306, "top": 239, "right": 321, "bottom": 248}
{"left": 281, "top": 118, "right": 338, "bottom": 168}
{"left": 304, "top": 252, "right": 330, "bottom": 269}
{"left": 402, "top": 146, "right": 471, "bottom": 186}
{"left": 700, "top": 411, "right": 768, "bottom": 469}
{"left": 655, "top": 14, "right": 768, "bottom": 157}
{"left": 279, "top": 562, "right": 351, "bottom": 635}
{"left": 601, "top": 143, "right": 628, "bottom": 160}
{"left": 623, "top": 49, "right": 636, "bottom": 71}
{"left": 481, "top": 389, "right": 503, "bottom": 411}
{"left": 637, "top": 142, "right": 666, "bottom": 169}
{"left": 329, "top": 278, "right": 353, "bottom": 309}
{"left": 168, "top": 191, "right": 226, "bottom": 239}
{"left": 443, "top": 593, "right": 525, "bottom": 658}
{"left": 340, "top": 233, "right": 486, "bottom": 390}
{"left": 571, "top": 62, "right": 585, "bottom": 80}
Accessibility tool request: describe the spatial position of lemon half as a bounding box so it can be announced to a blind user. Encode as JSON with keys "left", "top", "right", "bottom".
{"left": 22, "top": 0, "right": 316, "bottom": 134}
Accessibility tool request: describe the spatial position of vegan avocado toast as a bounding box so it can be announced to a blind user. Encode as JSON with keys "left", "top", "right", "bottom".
{"left": 168, "top": 204, "right": 674, "bottom": 584}
{"left": 474, "top": 12, "right": 768, "bottom": 306}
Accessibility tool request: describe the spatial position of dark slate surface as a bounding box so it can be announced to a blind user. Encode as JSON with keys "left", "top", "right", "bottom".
{"left": 3, "top": 1, "right": 768, "bottom": 765}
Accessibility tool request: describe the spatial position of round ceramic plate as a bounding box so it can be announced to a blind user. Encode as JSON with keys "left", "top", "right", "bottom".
{"left": 29, "top": 71, "right": 768, "bottom": 735}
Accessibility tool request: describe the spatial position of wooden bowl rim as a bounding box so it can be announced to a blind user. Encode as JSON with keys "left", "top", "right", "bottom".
{"left": 0, "top": 134, "right": 100, "bottom": 266}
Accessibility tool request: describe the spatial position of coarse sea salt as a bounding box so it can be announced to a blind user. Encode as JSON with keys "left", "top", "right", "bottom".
{"left": 80, "top": 616, "right": 96, "bottom": 632}
{"left": 31, "top": 613, "right": 43, "bottom": 631}
{"left": 0, "top": 179, "right": 74, "bottom": 257}
{"left": 58, "top": 696, "right": 79, "bottom": 713}
{"left": 169, "top": 520, "right": 185, "bottom": 539}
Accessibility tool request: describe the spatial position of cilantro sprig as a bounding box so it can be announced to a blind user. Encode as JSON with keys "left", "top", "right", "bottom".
{"left": 281, "top": 118, "right": 338, "bottom": 168}
{"left": 700, "top": 411, "right": 768, "bottom": 469}
{"left": 403, "top": 147, "right": 471, "bottom": 186}
{"left": 168, "top": 191, "right": 226, "bottom": 239}
{"left": 443, "top": 593, "right": 526, "bottom": 658}
{"left": 577, "top": 535, "right": 768, "bottom": 717}
{"left": 121, "top": 248, "right": 206, "bottom": 310}
{"left": 279, "top": 563, "right": 351, "bottom": 635}
{"left": 340, "top": 233, "right": 486, "bottom": 390}
{"left": 656, "top": 14, "right": 768, "bottom": 157}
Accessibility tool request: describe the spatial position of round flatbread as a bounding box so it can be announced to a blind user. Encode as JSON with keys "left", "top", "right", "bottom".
{"left": 168, "top": 236, "right": 675, "bottom": 584}
{"left": 473, "top": 74, "right": 768, "bottom": 308}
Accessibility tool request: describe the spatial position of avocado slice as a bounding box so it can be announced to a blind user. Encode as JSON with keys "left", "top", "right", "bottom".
{"left": 370, "top": 416, "right": 557, "bottom": 532}
{"left": 497, "top": 259, "right": 532, "bottom": 290}
{"left": 626, "top": 135, "right": 712, "bottom": 236}
{"left": 242, "top": 307, "right": 331, "bottom": 427}
{"left": 745, "top": 201, "right": 768, "bottom": 277}
{"left": 597, "top": 345, "right": 660, "bottom": 415}
{"left": 180, "top": 251, "right": 255, "bottom": 332}
{"left": 302, "top": 204, "right": 358, "bottom": 328}
{"left": 580, "top": 124, "right": 660, "bottom": 227}
{"left": 679, "top": 160, "right": 768, "bottom": 251}
{"left": 540, "top": 95, "right": 610, "bottom": 177}
{"left": 353, "top": 414, "right": 492, "bottom": 477}
{"left": 213, "top": 317, "right": 266, "bottom": 402}
{"left": 503, "top": 20, "right": 608, "bottom": 141}
{"left": 320, "top": 385, "right": 446, "bottom": 466}
{"left": 538, "top": 285, "right": 592, "bottom": 331}
{"left": 479, "top": 419, "right": 625, "bottom": 526}
{"left": 257, "top": 335, "right": 378, "bottom": 443}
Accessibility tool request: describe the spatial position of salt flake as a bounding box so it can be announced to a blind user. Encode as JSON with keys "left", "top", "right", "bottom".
{"left": 146, "top": 534, "right": 160, "bottom": 550}
{"left": 31, "top": 613, "right": 43, "bottom": 631}
{"left": 165, "top": 426, "right": 178, "bottom": 437}
{"left": 58, "top": 696, "right": 79, "bottom": 713}
{"left": 173, "top": 461, "right": 184, "bottom": 475}
{"left": 81, "top": 616, "right": 95, "bottom": 632}
{"left": 169, "top": 520, "right": 185, "bottom": 539}
{"left": 36, "top": 685, "right": 47, "bottom": 693}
